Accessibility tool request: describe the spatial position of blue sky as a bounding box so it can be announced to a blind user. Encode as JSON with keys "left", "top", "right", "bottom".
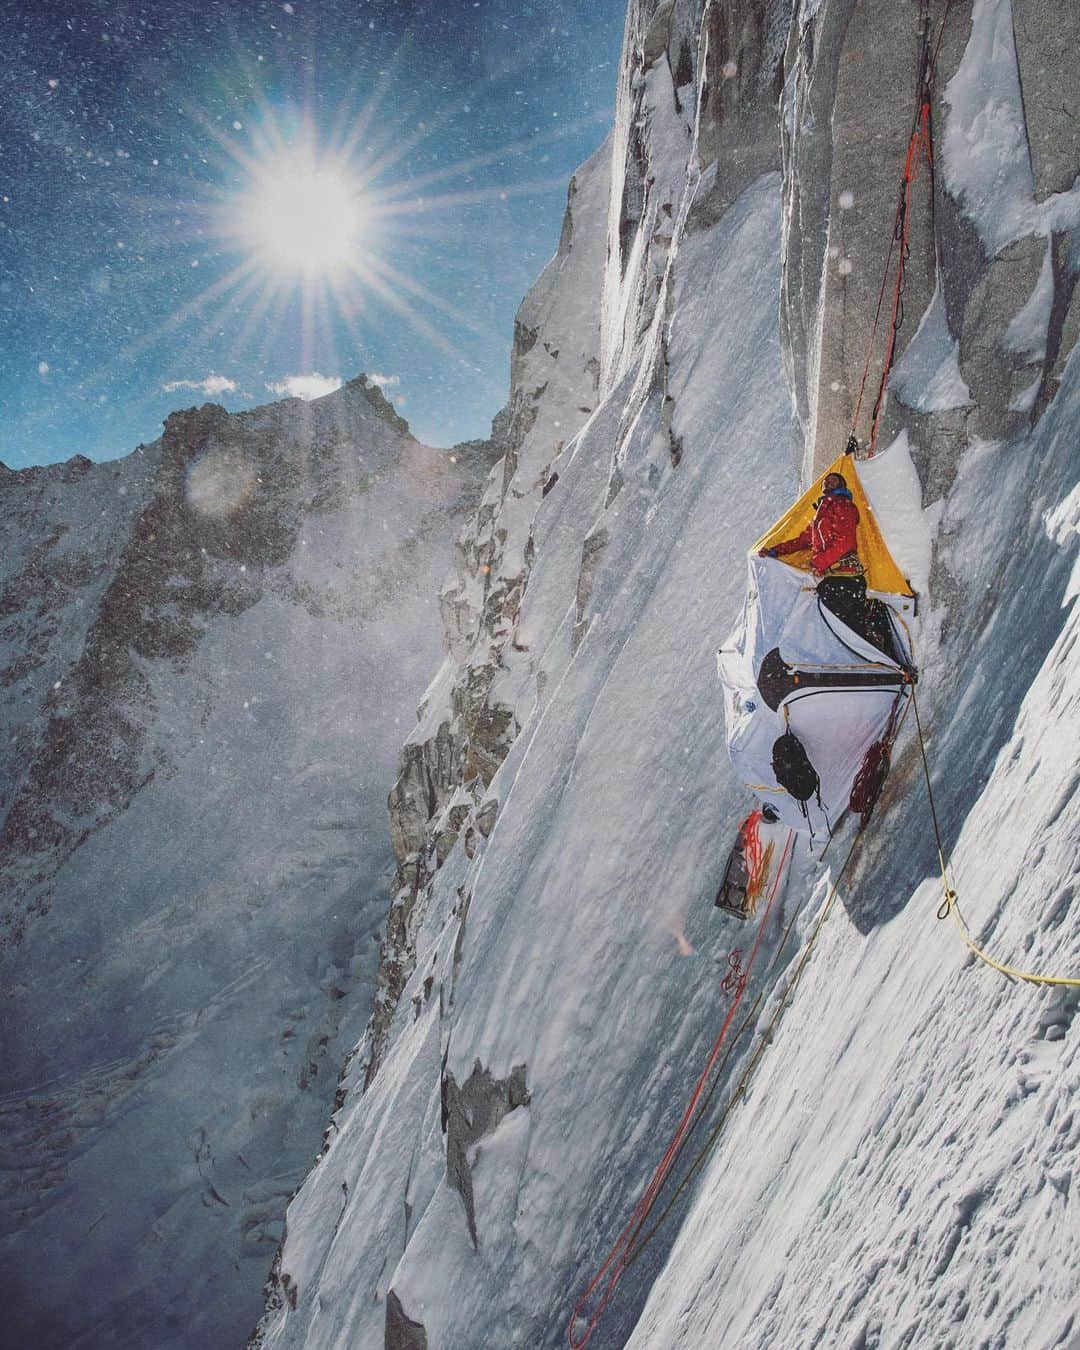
{"left": 0, "top": 0, "right": 627, "bottom": 467}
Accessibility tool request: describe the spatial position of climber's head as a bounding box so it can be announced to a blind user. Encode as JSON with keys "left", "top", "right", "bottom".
{"left": 823, "top": 472, "right": 847, "bottom": 494}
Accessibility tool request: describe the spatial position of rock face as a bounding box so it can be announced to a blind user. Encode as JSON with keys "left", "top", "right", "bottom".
{"left": 366, "top": 142, "right": 614, "bottom": 1086}
{"left": 0, "top": 379, "right": 497, "bottom": 1350}
{"left": 781, "top": 0, "right": 1080, "bottom": 482}
{"left": 252, "top": 1, "right": 1079, "bottom": 1347}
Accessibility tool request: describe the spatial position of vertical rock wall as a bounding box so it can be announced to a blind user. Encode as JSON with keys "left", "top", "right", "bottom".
{"left": 781, "top": 0, "right": 1080, "bottom": 484}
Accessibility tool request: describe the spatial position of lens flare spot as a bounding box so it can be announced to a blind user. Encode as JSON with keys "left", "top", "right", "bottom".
{"left": 187, "top": 450, "right": 256, "bottom": 518}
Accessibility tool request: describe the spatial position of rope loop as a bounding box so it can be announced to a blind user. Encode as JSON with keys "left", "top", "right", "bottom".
{"left": 720, "top": 949, "right": 747, "bottom": 999}
{"left": 913, "top": 685, "right": 1079, "bottom": 986}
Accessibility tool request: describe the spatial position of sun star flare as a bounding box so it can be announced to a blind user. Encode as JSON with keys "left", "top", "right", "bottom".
{"left": 240, "top": 150, "right": 367, "bottom": 276}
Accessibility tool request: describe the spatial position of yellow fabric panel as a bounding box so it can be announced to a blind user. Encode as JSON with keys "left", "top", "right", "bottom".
{"left": 752, "top": 452, "right": 914, "bottom": 597}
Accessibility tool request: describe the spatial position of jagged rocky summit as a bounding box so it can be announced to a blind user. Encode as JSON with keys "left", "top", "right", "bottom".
{"left": 0, "top": 375, "right": 498, "bottom": 1349}
{"left": 253, "top": 2, "right": 1080, "bottom": 1349}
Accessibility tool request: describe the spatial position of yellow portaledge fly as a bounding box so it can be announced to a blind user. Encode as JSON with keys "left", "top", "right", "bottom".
{"left": 753, "top": 452, "right": 915, "bottom": 599}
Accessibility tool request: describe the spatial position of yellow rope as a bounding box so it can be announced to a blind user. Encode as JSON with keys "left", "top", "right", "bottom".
{"left": 937, "top": 894, "right": 1080, "bottom": 988}
{"left": 913, "top": 687, "right": 1080, "bottom": 988}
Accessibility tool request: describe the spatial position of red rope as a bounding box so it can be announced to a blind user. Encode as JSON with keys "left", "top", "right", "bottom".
{"left": 567, "top": 830, "right": 795, "bottom": 1348}
{"left": 850, "top": 0, "right": 953, "bottom": 455}
{"left": 868, "top": 99, "right": 932, "bottom": 455}
{"left": 742, "top": 809, "right": 765, "bottom": 895}
{"left": 849, "top": 97, "right": 933, "bottom": 456}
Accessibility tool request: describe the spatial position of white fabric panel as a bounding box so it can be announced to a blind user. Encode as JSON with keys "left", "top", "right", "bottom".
{"left": 718, "top": 557, "right": 915, "bottom": 837}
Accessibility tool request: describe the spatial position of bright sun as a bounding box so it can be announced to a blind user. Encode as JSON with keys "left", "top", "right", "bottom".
{"left": 243, "top": 152, "right": 365, "bottom": 276}
{"left": 194, "top": 104, "right": 513, "bottom": 374}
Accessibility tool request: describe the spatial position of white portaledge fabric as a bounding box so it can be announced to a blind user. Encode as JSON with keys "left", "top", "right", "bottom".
{"left": 717, "top": 556, "right": 915, "bottom": 836}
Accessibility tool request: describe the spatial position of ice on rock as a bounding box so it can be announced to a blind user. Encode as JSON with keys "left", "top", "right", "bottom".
{"left": 890, "top": 284, "right": 972, "bottom": 415}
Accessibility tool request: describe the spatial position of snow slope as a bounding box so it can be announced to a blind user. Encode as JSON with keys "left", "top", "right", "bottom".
{"left": 253, "top": 2, "right": 1079, "bottom": 1348}
{"left": 628, "top": 340, "right": 1080, "bottom": 1350}
{"left": 256, "top": 170, "right": 799, "bottom": 1350}
{"left": 0, "top": 381, "right": 496, "bottom": 1348}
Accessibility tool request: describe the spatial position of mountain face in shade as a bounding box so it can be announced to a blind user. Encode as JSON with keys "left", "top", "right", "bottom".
{"left": 0, "top": 375, "right": 498, "bottom": 1349}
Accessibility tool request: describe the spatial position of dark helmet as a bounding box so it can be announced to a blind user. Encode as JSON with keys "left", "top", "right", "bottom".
{"left": 823, "top": 472, "right": 847, "bottom": 493}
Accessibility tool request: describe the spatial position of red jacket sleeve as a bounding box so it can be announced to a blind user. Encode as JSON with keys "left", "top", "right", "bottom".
{"left": 812, "top": 497, "right": 860, "bottom": 573}
{"left": 772, "top": 523, "right": 814, "bottom": 556}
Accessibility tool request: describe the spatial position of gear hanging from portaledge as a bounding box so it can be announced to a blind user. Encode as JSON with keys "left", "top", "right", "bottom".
{"left": 771, "top": 731, "right": 818, "bottom": 802}
{"left": 771, "top": 730, "right": 824, "bottom": 836}
{"left": 848, "top": 0, "right": 955, "bottom": 458}
{"left": 715, "top": 810, "right": 777, "bottom": 921}
{"left": 849, "top": 690, "right": 907, "bottom": 823}
{"left": 714, "top": 836, "right": 751, "bottom": 918}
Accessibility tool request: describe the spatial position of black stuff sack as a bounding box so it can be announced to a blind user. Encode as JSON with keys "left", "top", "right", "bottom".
{"left": 771, "top": 732, "right": 819, "bottom": 802}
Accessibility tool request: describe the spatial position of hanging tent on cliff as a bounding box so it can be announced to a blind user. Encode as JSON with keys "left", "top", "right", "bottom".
{"left": 718, "top": 453, "right": 917, "bottom": 839}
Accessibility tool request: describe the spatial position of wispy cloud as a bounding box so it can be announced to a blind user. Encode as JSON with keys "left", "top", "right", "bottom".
{"left": 163, "top": 374, "right": 237, "bottom": 396}
{"left": 368, "top": 372, "right": 400, "bottom": 388}
{"left": 265, "top": 373, "right": 342, "bottom": 401}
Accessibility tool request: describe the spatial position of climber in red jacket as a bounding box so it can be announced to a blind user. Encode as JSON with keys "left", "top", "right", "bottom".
{"left": 758, "top": 471, "right": 904, "bottom": 665}
{"left": 759, "top": 472, "right": 860, "bottom": 576}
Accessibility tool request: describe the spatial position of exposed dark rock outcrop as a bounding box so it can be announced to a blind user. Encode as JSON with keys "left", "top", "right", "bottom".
{"left": 443, "top": 1060, "right": 531, "bottom": 1248}
{"left": 385, "top": 1291, "right": 428, "bottom": 1350}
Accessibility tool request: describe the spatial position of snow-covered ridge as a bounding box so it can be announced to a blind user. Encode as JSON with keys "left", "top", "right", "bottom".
{"left": 0, "top": 377, "right": 498, "bottom": 1348}
{"left": 1, "top": 375, "right": 483, "bottom": 939}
